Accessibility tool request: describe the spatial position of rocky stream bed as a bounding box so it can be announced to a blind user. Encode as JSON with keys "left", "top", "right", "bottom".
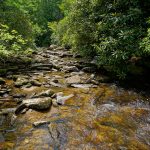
{"left": 0, "top": 45, "right": 150, "bottom": 150}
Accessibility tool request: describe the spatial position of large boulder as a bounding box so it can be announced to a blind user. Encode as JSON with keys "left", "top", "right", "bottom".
{"left": 15, "top": 98, "right": 52, "bottom": 114}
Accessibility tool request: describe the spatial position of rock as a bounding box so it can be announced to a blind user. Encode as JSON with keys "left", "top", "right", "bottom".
{"left": 31, "top": 63, "right": 53, "bottom": 70}
{"left": 56, "top": 92, "right": 74, "bottom": 105}
{"left": 54, "top": 46, "right": 65, "bottom": 51}
{"left": 70, "top": 71, "right": 84, "bottom": 76}
{"left": 82, "top": 67, "right": 97, "bottom": 73}
{"left": 15, "top": 77, "right": 29, "bottom": 87}
{"left": 33, "top": 89, "right": 55, "bottom": 98}
{"left": 48, "top": 44, "right": 58, "bottom": 50}
{"left": 48, "top": 123, "right": 59, "bottom": 141}
{"left": 30, "top": 80, "right": 42, "bottom": 86}
{"left": 52, "top": 99, "right": 59, "bottom": 107}
{"left": 0, "top": 78, "right": 5, "bottom": 85}
{"left": 71, "top": 84, "right": 98, "bottom": 88}
{"left": 15, "top": 98, "right": 52, "bottom": 114}
{"left": 33, "top": 120, "right": 50, "bottom": 127}
{"left": 65, "top": 75, "right": 81, "bottom": 85}
{"left": 0, "top": 89, "right": 10, "bottom": 96}
{"left": 49, "top": 82, "right": 64, "bottom": 88}
{"left": 48, "top": 122, "right": 68, "bottom": 147}
{"left": 62, "top": 66, "right": 79, "bottom": 72}
{"left": 24, "top": 83, "right": 32, "bottom": 88}
{"left": 20, "top": 108, "right": 29, "bottom": 114}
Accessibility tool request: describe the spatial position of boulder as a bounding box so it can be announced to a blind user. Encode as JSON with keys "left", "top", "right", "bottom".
{"left": 62, "top": 66, "right": 79, "bottom": 72}
{"left": 65, "top": 75, "right": 81, "bottom": 85}
{"left": 56, "top": 92, "right": 74, "bottom": 105}
{"left": 15, "top": 77, "right": 29, "bottom": 87}
{"left": 15, "top": 98, "right": 52, "bottom": 114}
{"left": 30, "top": 80, "right": 42, "bottom": 86}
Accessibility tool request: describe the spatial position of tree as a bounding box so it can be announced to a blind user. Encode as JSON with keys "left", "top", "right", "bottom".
{"left": 50, "top": 0, "right": 150, "bottom": 78}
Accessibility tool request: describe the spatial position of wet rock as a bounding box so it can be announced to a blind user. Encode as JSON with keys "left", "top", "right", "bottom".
{"left": 0, "top": 77, "right": 5, "bottom": 85}
{"left": 48, "top": 123, "right": 59, "bottom": 141}
{"left": 71, "top": 84, "right": 98, "bottom": 88}
{"left": 33, "top": 89, "right": 55, "bottom": 98}
{"left": 15, "top": 98, "right": 52, "bottom": 114}
{"left": 65, "top": 75, "right": 81, "bottom": 85}
{"left": 15, "top": 77, "right": 29, "bottom": 87}
{"left": 70, "top": 71, "right": 84, "bottom": 76}
{"left": 33, "top": 120, "right": 50, "bottom": 127}
{"left": 24, "top": 83, "right": 32, "bottom": 88}
{"left": 52, "top": 99, "right": 59, "bottom": 107}
{"left": 49, "top": 82, "right": 64, "bottom": 88}
{"left": 56, "top": 92, "right": 74, "bottom": 105}
{"left": 62, "top": 66, "right": 79, "bottom": 72}
{"left": 48, "top": 122, "right": 68, "bottom": 148}
{"left": 30, "top": 80, "right": 42, "bottom": 86}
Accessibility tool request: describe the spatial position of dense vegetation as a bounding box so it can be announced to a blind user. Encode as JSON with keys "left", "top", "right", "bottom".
{"left": 0, "top": 0, "right": 62, "bottom": 61}
{"left": 0, "top": 0, "right": 150, "bottom": 78}
{"left": 50, "top": 0, "right": 150, "bottom": 78}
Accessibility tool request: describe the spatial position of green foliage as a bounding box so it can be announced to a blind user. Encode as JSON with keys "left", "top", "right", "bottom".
{"left": 0, "top": 0, "right": 63, "bottom": 62}
{"left": 51, "top": 0, "right": 150, "bottom": 78}
{"left": 0, "top": 24, "right": 31, "bottom": 59}
{"left": 141, "top": 19, "right": 150, "bottom": 53}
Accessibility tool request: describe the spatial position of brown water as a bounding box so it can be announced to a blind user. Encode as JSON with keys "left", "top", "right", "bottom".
{"left": 0, "top": 48, "right": 150, "bottom": 150}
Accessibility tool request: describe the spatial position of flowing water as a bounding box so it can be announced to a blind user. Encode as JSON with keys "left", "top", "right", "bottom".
{"left": 0, "top": 47, "right": 150, "bottom": 150}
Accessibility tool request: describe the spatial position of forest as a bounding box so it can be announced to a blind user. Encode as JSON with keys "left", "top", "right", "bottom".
{"left": 0, "top": 0, "right": 150, "bottom": 78}
{"left": 0, "top": 0, "right": 150, "bottom": 150}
